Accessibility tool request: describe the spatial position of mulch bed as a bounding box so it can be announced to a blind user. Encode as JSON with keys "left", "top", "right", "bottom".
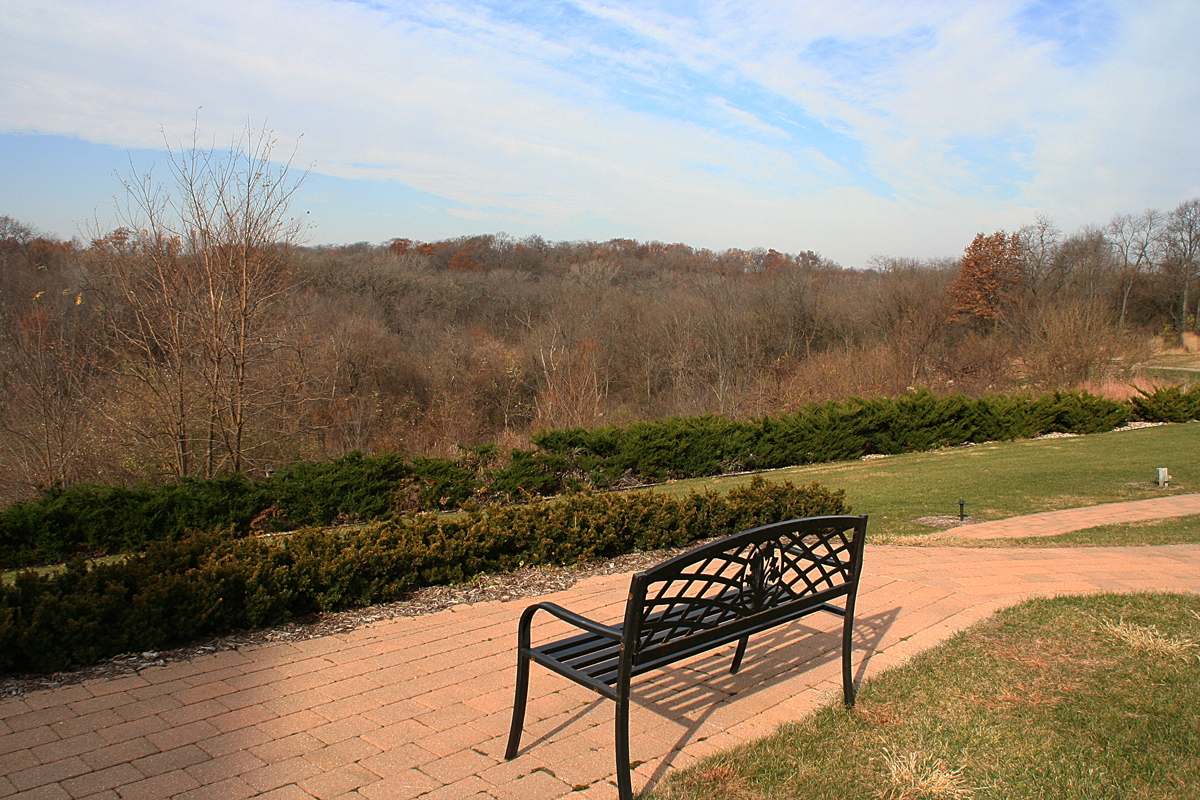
{"left": 912, "top": 515, "right": 985, "bottom": 529}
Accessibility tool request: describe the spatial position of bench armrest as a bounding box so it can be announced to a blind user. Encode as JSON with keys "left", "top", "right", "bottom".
{"left": 518, "top": 602, "right": 623, "bottom": 643}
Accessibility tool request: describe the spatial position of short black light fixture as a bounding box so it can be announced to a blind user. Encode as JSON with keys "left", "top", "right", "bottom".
{"left": 958, "top": 499, "right": 966, "bottom": 522}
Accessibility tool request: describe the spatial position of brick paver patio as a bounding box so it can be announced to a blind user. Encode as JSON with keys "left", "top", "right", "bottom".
{"left": 3, "top": 497, "right": 1200, "bottom": 799}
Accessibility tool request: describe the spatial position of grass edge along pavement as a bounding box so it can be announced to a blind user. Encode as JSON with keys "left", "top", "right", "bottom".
{"left": 911, "top": 507, "right": 1200, "bottom": 549}
{"left": 986, "top": 512, "right": 1200, "bottom": 548}
{"left": 650, "top": 591, "right": 1200, "bottom": 800}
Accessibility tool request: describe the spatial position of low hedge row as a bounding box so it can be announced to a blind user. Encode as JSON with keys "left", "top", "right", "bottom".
{"left": 0, "top": 477, "right": 847, "bottom": 674}
{"left": 1, "top": 385, "right": 1193, "bottom": 569}
{"left": 0, "top": 475, "right": 262, "bottom": 570}
{"left": 1129, "top": 384, "right": 1200, "bottom": 423}
{"left": 534, "top": 389, "right": 1131, "bottom": 484}
{"left": 0, "top": 453, "right": 479, "bottom": 569}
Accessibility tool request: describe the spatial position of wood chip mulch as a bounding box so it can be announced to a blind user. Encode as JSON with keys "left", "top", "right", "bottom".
{"left": 912, "top": 515, "right": 985, "bottom": 529}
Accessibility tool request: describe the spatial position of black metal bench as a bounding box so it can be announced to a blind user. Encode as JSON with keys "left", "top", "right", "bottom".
{"left": 505, "top": 514, "right": 868, "bottom": 799}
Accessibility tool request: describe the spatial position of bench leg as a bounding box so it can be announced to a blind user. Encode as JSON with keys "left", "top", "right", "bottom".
{"left": 841, "top": 601, "right": 857, "bottom": 706}
{"left": 729, "top": 635, "right": 749, "bottom": 675}
{"left": 505, "top": 650, "right": 531, "bottom": 759}
{"left": 615, "top": 690, "right": 633, "bottom": 800}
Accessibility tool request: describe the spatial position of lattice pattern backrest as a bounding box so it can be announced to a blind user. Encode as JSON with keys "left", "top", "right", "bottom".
{"left": 633, "top": 517, "right": 862, "bottom": 658}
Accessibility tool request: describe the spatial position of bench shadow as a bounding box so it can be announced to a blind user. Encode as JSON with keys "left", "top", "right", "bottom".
{"left": 517, "top": 696, "right": 608, "bottom": 750}
{"left": 630, "top": 605, "right": 898, "bottom": 791}
{"left": 513, "top": 606, "right": 898, "bottom": 790}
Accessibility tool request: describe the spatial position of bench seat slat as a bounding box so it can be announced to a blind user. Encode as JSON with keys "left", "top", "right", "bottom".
{"left": 527, "top": 583, "right": 852, "bottom": 688}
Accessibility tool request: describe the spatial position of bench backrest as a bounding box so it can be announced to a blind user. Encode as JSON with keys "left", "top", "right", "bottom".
{"left": 622, "top": 515, "right": 867, "bottom": 673}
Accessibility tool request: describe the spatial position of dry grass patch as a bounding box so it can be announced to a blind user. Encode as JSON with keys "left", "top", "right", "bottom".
{"left": 1099, "top": 617, "right": 1199, "bottom": 662}
{"left": 876, "top": 746, "right": 974, "bottom": 800}
{"left": 655, "top": 757, "right": 765, "bottom": 800}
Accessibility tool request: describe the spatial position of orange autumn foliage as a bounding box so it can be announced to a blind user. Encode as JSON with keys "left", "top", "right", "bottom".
{"left": 947, "top": 231, "right": 1025, "bottom": 322}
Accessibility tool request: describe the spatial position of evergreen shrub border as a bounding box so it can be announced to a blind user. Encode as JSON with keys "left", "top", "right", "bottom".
{"left": 0, "top": 477, "right": 846, "bottom": 674}
{"left": 1, "top": 385, "right": 1195, "bottom": 569}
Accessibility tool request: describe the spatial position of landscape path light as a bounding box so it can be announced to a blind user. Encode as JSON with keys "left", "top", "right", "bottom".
{"left": 958, "top": 499, "right": 966, "bottom": 522}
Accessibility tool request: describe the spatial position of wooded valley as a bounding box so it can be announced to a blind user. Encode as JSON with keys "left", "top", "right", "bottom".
{"left": 1, "top": 133, "right": 1197, "bottom": 503}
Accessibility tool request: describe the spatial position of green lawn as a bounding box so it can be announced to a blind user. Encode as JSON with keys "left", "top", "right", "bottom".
{"left": 0, "top": 554, "right": 125, "bottom": 586}
{"left": 652, "top": 423, "right": 1199, "bottom": 542}
{"left": 651, "top": 592, "right": 1200, "bottom": 800}
{"left": 1142, "top": 366, "right": 1200, "bottom": 383}
{"left": 1140, "top": 351, "right": 1200, "bottom": 385}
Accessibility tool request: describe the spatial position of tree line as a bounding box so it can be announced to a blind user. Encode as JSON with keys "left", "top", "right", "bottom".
{"left": 0, "top": 131, "right": 1196, "bottom": 502}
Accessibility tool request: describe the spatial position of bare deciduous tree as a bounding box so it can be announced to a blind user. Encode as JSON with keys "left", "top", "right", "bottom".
{"left": 0, "top": 250, "right": 99, "bottom": 493}
{"left": 1017, "top": 213, "right": 1063, "bottom": 298}
{"left": 867, "top": 256, "right": 954, "bottom": 386}
{"left": 1165, "top": 199, "right": 1200, "bottom": 334}
{"left": 90, "top": 123, "right": 309, "bottom": 477}
{"left": 1107, "top": 209, "right": 1165, "bottom": 330}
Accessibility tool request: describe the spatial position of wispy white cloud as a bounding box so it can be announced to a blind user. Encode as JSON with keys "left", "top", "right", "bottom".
{"left": 1014, "top": 0, "right": 1118, "bottom": 66}
{"left": 1, "top": 0, "right": 1197, "bottom": 264}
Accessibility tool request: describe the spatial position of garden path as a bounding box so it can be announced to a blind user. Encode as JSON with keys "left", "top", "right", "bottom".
{"left": 939, "top": 492, "right": 1200, "bottom": 539}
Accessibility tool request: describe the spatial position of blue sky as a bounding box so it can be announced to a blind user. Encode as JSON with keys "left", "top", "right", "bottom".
{"left": 2, "top": 0, "right": 1197, "bottom": 266}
